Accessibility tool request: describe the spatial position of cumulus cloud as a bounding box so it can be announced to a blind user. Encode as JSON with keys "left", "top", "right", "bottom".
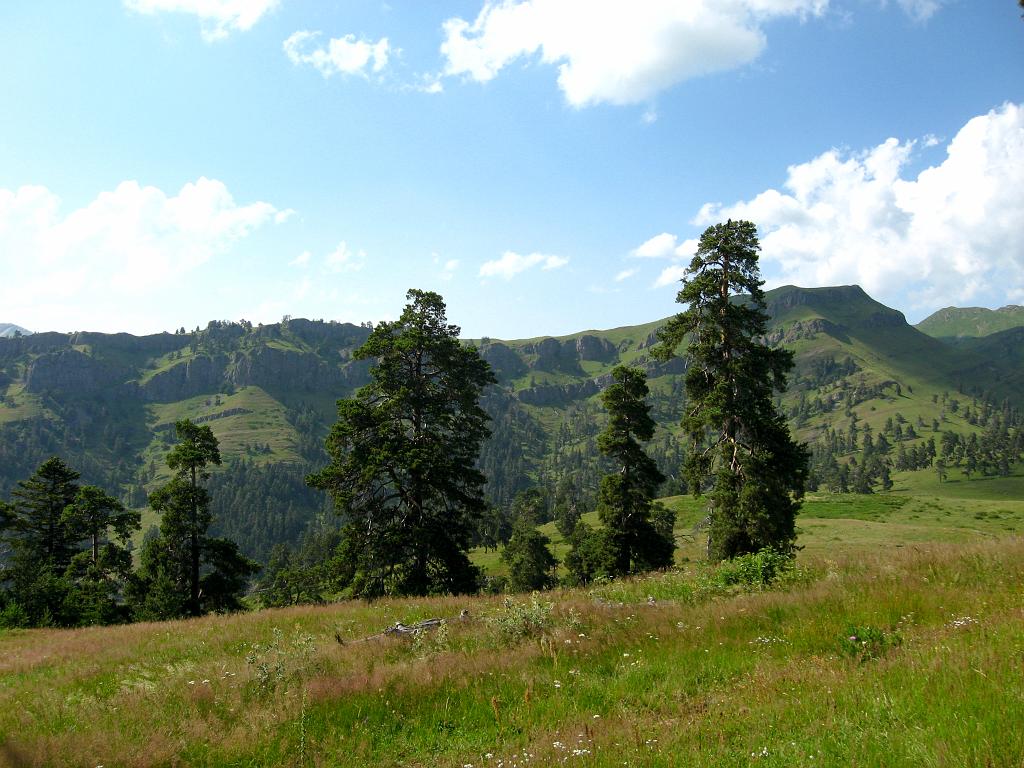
{"left": 0, "top": 178, "right": 284, "bottom": 329}
{"left": 631, "top": 232, "right": 699, "bottom": 260}
{"left": 653, "top": 265, "right": 689, "bottom": 289}
{"left": 614, "top": 268, "right": 638, "bottom": 282}
{"left": 290, "top": 251, "right": 311, "bottom": 267}
{"left": 479, "top": 251, "right": 568, "bottom": 279}
{"left": 676, "top": 103, "right": 1024, "bottom": 311}
{"left": 439, "top": 0, "right": 829, "bottom": 107}
{"left": 123, "top": 0, "right": 278, "bottom": 42}
{"left": 284, "top": 30, "right": 391, "bottom": 78}
{"left": 324, "top": 241, "right": 366, "bottom": 273}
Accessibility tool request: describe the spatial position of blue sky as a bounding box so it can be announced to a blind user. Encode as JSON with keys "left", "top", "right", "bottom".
{"left": 1, "top": 0, "right": 1021, "bottom": 338}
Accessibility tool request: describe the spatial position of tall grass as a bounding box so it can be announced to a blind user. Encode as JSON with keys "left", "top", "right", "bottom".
{"left": 1, "top": 538, "right": 1022, "bottom": 767}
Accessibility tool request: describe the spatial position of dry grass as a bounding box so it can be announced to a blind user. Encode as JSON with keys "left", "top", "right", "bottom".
{"left": 1, "top": 539, "right": 1022, "bottom": 767}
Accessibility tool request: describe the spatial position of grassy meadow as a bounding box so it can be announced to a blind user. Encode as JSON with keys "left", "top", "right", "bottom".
{"left": 2, "top": 482, "right": 1023, "bottom": 767}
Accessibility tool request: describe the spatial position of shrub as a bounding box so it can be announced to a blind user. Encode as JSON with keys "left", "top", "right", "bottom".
{"left": 244, "top": 627, "right": 316, "bottom": 696}
{"left": 839, "top": 625, "right": 902, "bottom": 663}
{"left": 712, "top": 547, "right": 794, "bottom": 589}
{"left": 0, "top": 600, "right": 29, "bottom": 629}
{"left": 488, "top": 596, "right": 553, "bottom": 644}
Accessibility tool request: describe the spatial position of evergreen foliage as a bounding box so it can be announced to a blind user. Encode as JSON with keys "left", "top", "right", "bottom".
{"left": 0, "top": 458, "right": 139, "bottom": 626}
{"left": 563, "top": 520, "right": 618, "bottom": 586}
{"left": 308, "top": 290, "right": 496, "bottom": 598}
{"left": 501, "top": 516, "right": 558, "bottom": 592}
{"left": 4, "top": 457, "right": 82, "bottom": 625}
{"left": 592, "top": 366, "right": 675, "bottom": 575}
{"left": 655, "top": 220, "right": 808, "bottom": 560}
{"left": 130, "top": 420, "right": 257, "bottom": 619}
{"left": 62, "top": 485, "right": 140, "bottom": 624}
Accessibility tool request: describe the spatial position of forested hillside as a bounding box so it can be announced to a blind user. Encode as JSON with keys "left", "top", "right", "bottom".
{"left": 1, "top": 285, "right": 1021, "bottom": 562}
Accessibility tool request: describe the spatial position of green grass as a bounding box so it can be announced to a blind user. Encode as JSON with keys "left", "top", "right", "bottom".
{"left": 144, "top": 386, "right": 303, "bottom": 473}
{"left": 2, "top": 536, "right": 1022, "bottom": 766}
{"left": 0, "top": 382, "right": 45, "bottom": 424}
{"left": 472, "top": 483, "right": 1024, "bottom": 576}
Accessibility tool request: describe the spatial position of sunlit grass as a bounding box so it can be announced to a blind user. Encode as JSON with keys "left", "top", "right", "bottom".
{"left": 2, "top": 535, "right": 1022, "bottom": 767}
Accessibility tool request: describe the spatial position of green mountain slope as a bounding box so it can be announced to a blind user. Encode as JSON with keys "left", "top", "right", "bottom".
{"left": 916, "top": 304, "right": 1024, "bottom": 341}
{"left": 0, "top": 286, "right": 1020, "bottom": 562}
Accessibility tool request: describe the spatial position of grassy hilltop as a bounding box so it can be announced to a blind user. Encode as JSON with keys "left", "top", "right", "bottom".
{"left": 2, "top": 478, "right": 1023, "bottom": 767}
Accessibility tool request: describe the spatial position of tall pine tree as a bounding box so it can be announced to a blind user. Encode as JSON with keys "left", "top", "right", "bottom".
{"left": 130, "top": 420, "right": 256, "bottom": 619}
{"left": 308, "top": 289, "right": 495, "bottom": 598}
{"left": 655, "top": 220, "right": 808, "bottom": 560}
{"left": 4, "top": 457, "right": 81, "bottom": 625}
{"left": 594, "top": 365, "right": 674, "bottom": 575}
{"left": 62, "top": 485, "right": 140, "bottom": 625}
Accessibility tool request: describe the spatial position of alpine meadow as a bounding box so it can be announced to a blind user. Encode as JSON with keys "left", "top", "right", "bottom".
{"left": 1, "top": 2, "right": 1023, "bottom": 767}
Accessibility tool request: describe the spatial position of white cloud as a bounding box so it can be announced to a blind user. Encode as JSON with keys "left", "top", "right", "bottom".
{"left": 632, "top": 232, "right": 677, "bottom": 259}
{"left": 441, "top": 258, "right": 459, "bottom": 280}
{"left": 123, "top": 0, "right": 278, "bottom": 42}
{"left": 614, "top": 268, "right": 638, "bottom": 282}
{"left": 290, "top": 251, "right": 311, "bottom": 267}
{"left": 895, "top": 0, "right": 944, "bottom": 22}
{"left": 653, "top": 265, "right": 688, "bottom": 289}
{"left": 284, "top": 31, "right": 391, "bottom": 78}
{"left": 479, "top": 250, "right": 568, "bottom": 279}
{"left": 439, "top": 0, "right": 829, "bottom": 107}
{"left": 324, "top": 241, "right": 366, "bottom": 273}
{"left": 0, "top": 178, "right": 284, "bottom": 330}
{"left": 689, "top": 103, "right": 1024, "bottom": 311}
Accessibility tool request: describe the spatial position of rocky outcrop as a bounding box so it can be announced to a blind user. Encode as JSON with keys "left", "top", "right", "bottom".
{"left": 637, "top": 331, "right": 661, "bottom": 350}
{"left": 142, "top": 355, "right": 228, "bottom": 402}
{"left": 643, "top": 356, "right": 687, "bottom": 377}
{"left": 521, "top": 338, "right": 583, "bottom": 374}
{"left": 228, "top": 346, "right": 344, "bottom": 393}
{"left": 70, "top": 331, "right": 184, "bottom": 358}
{"left": 574, "top": 334, "right": 618, "bottom": 362}
{"left": 281, "top": 319, "right": 369, "bottom": 349}
{"left": 862, "top": 310, "right": 907, "bottom": 329}
{"left": 25, "top": 350, "right": 129, "bottom": 395}
{"left": 763, "top": 318, "right": 849, "bottom": 346}
{"left": 516, "top": 379, "right": 600, "bottom": 407}
{"left": 0, "top": 332, "right": 75, "bottom": 362}
{"left": 481, "top": 342, "right": 528, "bottom": 381}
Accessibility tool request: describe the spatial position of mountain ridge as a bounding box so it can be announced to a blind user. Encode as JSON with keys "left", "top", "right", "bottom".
{"left": 1, "top": 284, "right": 1019, "bottom": 562}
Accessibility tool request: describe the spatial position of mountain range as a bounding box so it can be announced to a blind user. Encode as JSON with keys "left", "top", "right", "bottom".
{"left": 1, "top": 284, "right": 1021, "bottom": 561}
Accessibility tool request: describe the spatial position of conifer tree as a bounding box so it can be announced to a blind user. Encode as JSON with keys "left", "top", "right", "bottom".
{"left": 62, "top": 485, "right": 140, "bottom": 624}
{"left": 594, "top": 365, "right": 674, "bottom": 575}
{"left": 308, "top": 289, "right": 495, "bottom": 598}
{"left": 131, "top": 420, "right": 257, "bottom": 619}
{"left": 501, "top": 516, "right": 558, "bottom": 592}
{"left": 4, "top": 457, "right": 81, "bottom": 624}
{"left": 655, "top": 220, "right": 808, "bottom": 560}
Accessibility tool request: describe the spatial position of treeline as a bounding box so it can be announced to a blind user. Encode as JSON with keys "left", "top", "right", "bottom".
{"left": 806, "top": 395, "right": 1022, "bottom": 493}
{"left": 0, "top": 421, "right": 255, "bottom": 629}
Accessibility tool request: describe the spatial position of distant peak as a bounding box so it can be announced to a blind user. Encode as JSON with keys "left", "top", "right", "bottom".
{"left": 0, "top": 323, "right": 32, "bottom": 338}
